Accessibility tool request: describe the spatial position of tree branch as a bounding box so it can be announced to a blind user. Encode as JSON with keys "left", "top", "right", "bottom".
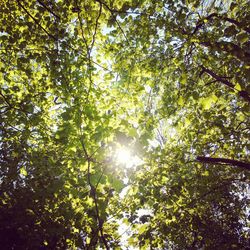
{"left": 0, "top": 91, "right": 12, "bottom": 108}
{"left": 192, "top": 13, "right": 250, "bottom": 35}
{"left": 200, "top": 66, "right": 250, "bottom": 103}
{"left": 196, "top": 156, "right": 250, "bottom": 171}
{"left": 88, "top": 161, "right": 109, "bottom": 249}
{"left": 90, "top": 1, "right": 103, "bottom": 53}
{"left": 200, "top": 66, "right": 234, "bottom": 88}
{"left": 36, "top": 0, "right": 60, "bottom": 20}
{"left": 17, "top": 0, "right": 58, "bottom": 41}
{"left": 200, "top": 40, "right": 250, "bottom": 64}
{"left": 80, "top": 134, "right": 109, "bottom": 249}
{"left": 95, "top": 0, "right": 130, "bottom": 44}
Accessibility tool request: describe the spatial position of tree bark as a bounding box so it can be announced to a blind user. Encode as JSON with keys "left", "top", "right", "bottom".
{"left": 197, "top": 156, "right": 250, "bottom": 171}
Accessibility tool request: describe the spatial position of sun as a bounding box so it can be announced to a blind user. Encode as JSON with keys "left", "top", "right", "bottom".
{"left": 115, "top": 147, "right": 143, "bottom": 168}
{"left": 116, "top": 147, "right": 132, "bottom": 164}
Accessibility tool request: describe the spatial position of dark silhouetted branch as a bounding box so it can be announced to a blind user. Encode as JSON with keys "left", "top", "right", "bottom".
{"left": 200, "top": 40, "right": 250, "bottom": 64}
{"left": 200, "top": 66, "right": 250, "bottom": 103}
{"left": 36, "top": 0, "right": 60, "bottom": 19}
{"left": 192, "top": 13, "right": 250, "bottom": 35}
{"left": 197, "top": 156, "right": 250, "bottom": 171}
{"left": 17, "top": 0, "right": 58, "bottom": 40}
{"left": 200, "top": 66, "right": 234, "bottom": 88}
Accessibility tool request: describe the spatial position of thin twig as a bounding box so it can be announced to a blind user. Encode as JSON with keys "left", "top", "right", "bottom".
{"left": 36, "top": 0, "right": 60, "bottom": 19}
{"left": 90, "top": 2, "right": 103, "bottom": 52}
{"left": 17, "top": 0, "right": 58, "bottom": 41}
{"left": 95, "top": 0, "right": 130, "bottom": 44}
{"left": 0, "top": 91, "right": 12, "bottom": 108}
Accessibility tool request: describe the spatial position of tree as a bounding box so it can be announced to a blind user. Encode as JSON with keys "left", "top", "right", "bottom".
{"left": 0, "top": 0, "right": 249, "bottom": 249}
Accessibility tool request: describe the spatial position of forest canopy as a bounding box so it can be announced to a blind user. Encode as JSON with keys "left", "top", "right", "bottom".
{"left": 0, "top": 0, "right": 249, "bottom": 249}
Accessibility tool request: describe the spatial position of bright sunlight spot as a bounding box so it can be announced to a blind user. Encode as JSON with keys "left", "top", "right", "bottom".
{"left": 116, "top": 148, "right": 131, "bottom": 163}
{"left": 115, "top": 147, "right": 143, "bottom": 168}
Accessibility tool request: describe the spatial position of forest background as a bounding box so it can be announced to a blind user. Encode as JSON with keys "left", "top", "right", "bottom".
{"left": 0, "top": 0, "right": 249, "bottom": 249}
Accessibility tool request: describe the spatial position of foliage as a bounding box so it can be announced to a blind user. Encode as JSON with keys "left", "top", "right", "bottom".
{"left": 0, "top": 0, "right": 249, "bottom": 249}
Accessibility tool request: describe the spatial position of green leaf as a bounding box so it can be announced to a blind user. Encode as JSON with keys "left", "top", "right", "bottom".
{"left": 234, "top": 83, "right": 241, "bottom": 91}
{"left": 177, "top": 96, "right": 184, "bottom": 106}
{"left": 138, "top": 224, "right": 148, "bottom": 234}
{"left": 201, "top": 94, "right": 218, "bottom": 110}
{"left": 180, "top": 73, "right": 187, "bottom": 85}
{"left": 20, "top": 167, "right": 27, "bottom": 176}
{"left": 236, "top": 32, "right": 249, "bottom": 44}
{"left": 128, "top": 127, "right": 138, "bottom": 137}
